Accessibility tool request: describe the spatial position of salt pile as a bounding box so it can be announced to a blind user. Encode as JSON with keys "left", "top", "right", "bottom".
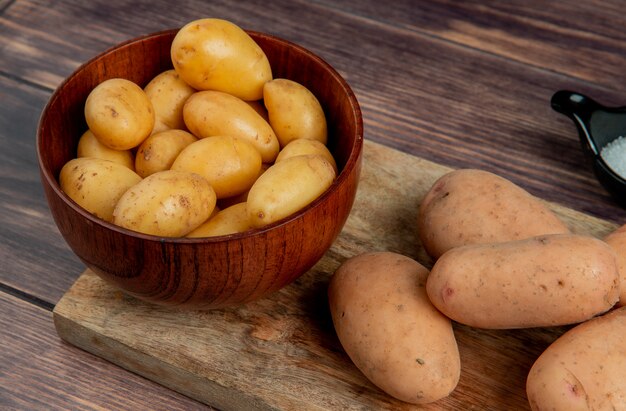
{"left": 600, "top": 136, "right": 626, "bottom": 179}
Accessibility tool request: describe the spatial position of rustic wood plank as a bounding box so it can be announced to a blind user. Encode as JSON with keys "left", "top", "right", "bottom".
{"left": 3, "top": 0, "right": 626, "bottom": 225}
{"left": 316, "top": 0, "right": 626, "bottom": 91}
{"left": 54, "top": 140, "right": 618, "bottom": 411}
{"left": 0, "top": 291, "right": 210, "bottom": 410}
{"left": 0, "top": 74, "right": 86, "bottom": 304}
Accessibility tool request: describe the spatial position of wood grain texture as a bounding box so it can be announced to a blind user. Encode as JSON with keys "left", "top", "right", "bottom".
{"left": 0, "top": 75, "right": 84, "bottom": 302}
{"left": 2, "top": 0, "right": 625, "bottom": 224}
{"left": 0, "top": 291, "right": 210, "bottom": 410}
{"left": 54, "top": 140, "right": 617, "bottom": 411}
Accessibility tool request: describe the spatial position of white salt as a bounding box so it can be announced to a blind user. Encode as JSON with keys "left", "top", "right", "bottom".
{"left": 601, "top": 136, "right": 626, "bottom": 179}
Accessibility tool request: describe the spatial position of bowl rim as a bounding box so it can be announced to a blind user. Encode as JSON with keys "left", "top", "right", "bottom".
{"left": 37, "top": 28, "right": 363, "bottom": 243}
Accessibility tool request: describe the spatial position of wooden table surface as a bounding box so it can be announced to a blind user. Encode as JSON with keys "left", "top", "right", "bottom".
{"left": 2, "top": 1, "right": 626, "bottom": 409}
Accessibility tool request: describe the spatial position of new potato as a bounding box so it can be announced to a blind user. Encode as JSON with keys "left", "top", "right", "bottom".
{"left": 59, "top": 157, "right": 142, "bottom": 222}
{"left": 170, "top": 18, "right": 272, "bottom": 100}
{"left": 84, "top": 78, "right": 155, "bottom": 150}
{"left": 135, "top": 129, "right": 197, "bottom": 178}
{"left": 113, "top": 170, "right": 216, "bottom": 237}
{"left": 187, "top": 202, "right": 251, "bottom": 237}
{"left": 247, "top": 155, "right": 336, "bottom": 227}
{"left": 526, "top": 307, "right": 626, "bottom": 411}
{"left": 76, "top": 130, "right": 134, "bottom": 170}
{"left": 418, "top": 169, "right": 570, "bottom": 259}
{"left": 143, "top": 69, "right": 196, "bottom": 133}
{"left": 171, "top": 135, "right": 262, "bottom": 199}
{"left": 263, "top": 78, "right": 328, "bottom": 147}
{"left": 275, "top": 138, "right": 337, "bottom": 173}
{"left": 329, "top": 252, "right": 461, "bottom": 404}
{"left": 183, "top": 90, "right": 280, "bottom": 163}
{"left": 426, "top": 234, "right": 620, "bottom": 329}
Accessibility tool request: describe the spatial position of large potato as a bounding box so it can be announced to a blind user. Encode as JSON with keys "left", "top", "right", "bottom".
{"left": 183, "top": 90, "right": 279, "bottom": 162}
{"left": 187, "top": 203, "right": 251, "bottom": 238}
{"left": 329, "top": 252, "right": 461, "bottom": 404}
{"left": 113, "top": 170, "right": 216, "bottom": 237}
{"left": 604, "top": 224, "right": 626, "bottom": 307}
{"left": 426, "top": 234, "right": 619, "bottom": 329}
{"left": 84, "top": 78, "right": 155, "bottom": 150}
{"left": 418, "top": 169, "right": 570, "bottom": 259}
{"left": 76, "top": 130, "right": 134, "bottom": 170}
{"left": 135, "top": 129, "right": 197, "bottom": 178}
{"left": 171, "top": 136, "right": 262, "bottom": 199}
{"left": 247, "top": 155, "right": 336, "bottom": 227}
{"left": 263, "top": 78, "right": 327, "bottom": 147}
{"left": 59, "top": 157, "right": 142, "bottom": 222}
{"left": 170, "top": 18, "right": 272, "bottom": 101}
{"left": 526, "top": 307, "right": 626, "bottom": 411}
{"left": 143, "top": 69, "right": 195, "bottom": 133}
{"left": 275, "top": 138, "right": 337, "bottom": 173}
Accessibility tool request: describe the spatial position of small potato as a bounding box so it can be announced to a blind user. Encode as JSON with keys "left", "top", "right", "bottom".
{"left": 604, "top": 224, "right": 626, "bottom": 307}
{"left": 245, "top": 100, "right": 269, "bottom": 122}
{"left": 171, "top": 136, "right": 262, "bottom": 199}
{"left": 187, "top": 203, "right": 251, "bottom": 238}
{"left": 144, "top": 69, "right": 196, "bottom": 133}
{"left": 329, "top": 252, "right": 461, "bottom": 404}
{"left": 135, "top": 129, "right": 197, "bottom": 178}
{"left": 183, "top": 90, "right": 279, "bottom": 162}
{"left": 59, "top": 157, "right": 142, "bottom": 222}
{"left": 418, "top": 169, "right": 570, "bottom": 259}
{"left": 526, "top": 307, "right": 626, "bottom": 411}
{"left": 217, "top": 164, "right": 269, "bottom": 209}
{"left": 247, "top": 155, "right": 336, "bottom": 228}
{"left": 84, "top": 78, "right": 155, "bottom": 150}
{"left": 426, "top": 234, "right": 620, "bottom": 329}
{"left": 113, "top": 170, "right": 216, "bottom": 237}
{"left": 275, "top": 138, "right": 337, "bottom": 173}
{"left": 264, "top": 78, "right": 327, "bottom": 147}
{"left": 171, "top": 18, "right": 272, "bottom": 101}
{"left": 76, "top": 130, "right": 134, "bottom": 170}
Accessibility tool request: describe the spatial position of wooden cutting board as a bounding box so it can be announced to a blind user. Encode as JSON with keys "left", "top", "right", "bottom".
{"left": 53, "top": 140, "right": 618, "bottom": 411}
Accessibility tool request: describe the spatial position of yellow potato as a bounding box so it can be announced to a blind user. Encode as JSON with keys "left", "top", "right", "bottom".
{"left": 84, "top": 78, "right": 155, "bottom": 150}
{"left": 246, "top": 100, "right": 269, "bottom": 122}
{"left": 604, "top": 224, "right": 626, "bottom": 307}
{"left": 59, "top": 157, "right": 142, "bottom": 222}
{"left": 526, "top": 307, "right": 626, "bottom": 411}
{"left": 171, "top": 135, "right": 262, "bottom": 199}
{"left": 183, "top": 90, "right": 279, "bottom": 162}
{"left": 418, "top": 169, "right": 570, "bottom": 259}
{"left": 247, "top": 155, "right": 336, "bottom": 227}
{"left": 135, "top": 129, "right": 197, "bottom": 178}
{"left": 76, "top": 130, "right": 134, "bottom": 170}
{"left": 187, "top": 203, "right": 251, "bottom": 238}
{"left": 329, "top": 252, "right": 461, "bottom": 404}
{"left": 275, "top": 138, "right": 337, "bottom": 173}
{"left": 170, "top": 18, "right": 272, "bottom": 101}
{"left": 263, "top": 79, "right": 328, "bottom": 147}
{"left": 217, "top": 163, "right": 269, "bottom": 209}
{"left": 426, "top": 234, "right": 620, "bottom": 329}
{"left": 263, "top": 78, "right": 327, "bottom": 147}
{"left": 113, "top": 170, "right": 216, "bottom": 237}
{"left": 143, "top": 69, "right": 196, "bottom": 133}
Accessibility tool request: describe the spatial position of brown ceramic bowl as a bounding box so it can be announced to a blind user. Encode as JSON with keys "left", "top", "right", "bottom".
{"left": 37, "top": 29, "right": 363, "bottom": 309}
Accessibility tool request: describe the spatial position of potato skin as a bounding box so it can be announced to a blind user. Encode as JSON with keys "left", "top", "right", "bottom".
{"left": 59, "top": 157, "right": 142, "bottom": 222}
{"left": 183, "top": 90, "right": 279, "bottom": 163}
{"left": 170, "top": 18, "right": 272, "bottom": 101}
{"left": 76, "top": 130, "right": 135, "bottom": 170}
{"left": 84, "top": 78, "right": 155, "bottom": 150}
{"left": 275, "top": 138, "right": 337, "bottom": 173}
{"left": 328, "top": 252, "right": 460, "bottom": 404}
{"left": 426, "top": 234, "right": 620, "bottom": 329}
{"left": 143, "top": 69, "right": 195, "bottom": 133}
{"left": 135, "top": 129, "right": 197, "bottom": 178}
{"left": 604, "top": 224, "right": 626, "bottom": 307}
{"left": 418, "top": 169, "right": 570, "bottom": 259}
{"left": 186, "top": 202, "right": 251, "bottom": 238}
{"left": 263, "top": 78, "right": 327, "bottom": 147}
{"left": 113, "top": 170, "right": 216, "bottom": 237}
{"left": 526, "top": 307, "right": 626, "bottom": 411}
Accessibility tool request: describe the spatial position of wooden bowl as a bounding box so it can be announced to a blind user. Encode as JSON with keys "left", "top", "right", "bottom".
{"left": 37, "top": 29, "right": 363, "bottom": 309}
